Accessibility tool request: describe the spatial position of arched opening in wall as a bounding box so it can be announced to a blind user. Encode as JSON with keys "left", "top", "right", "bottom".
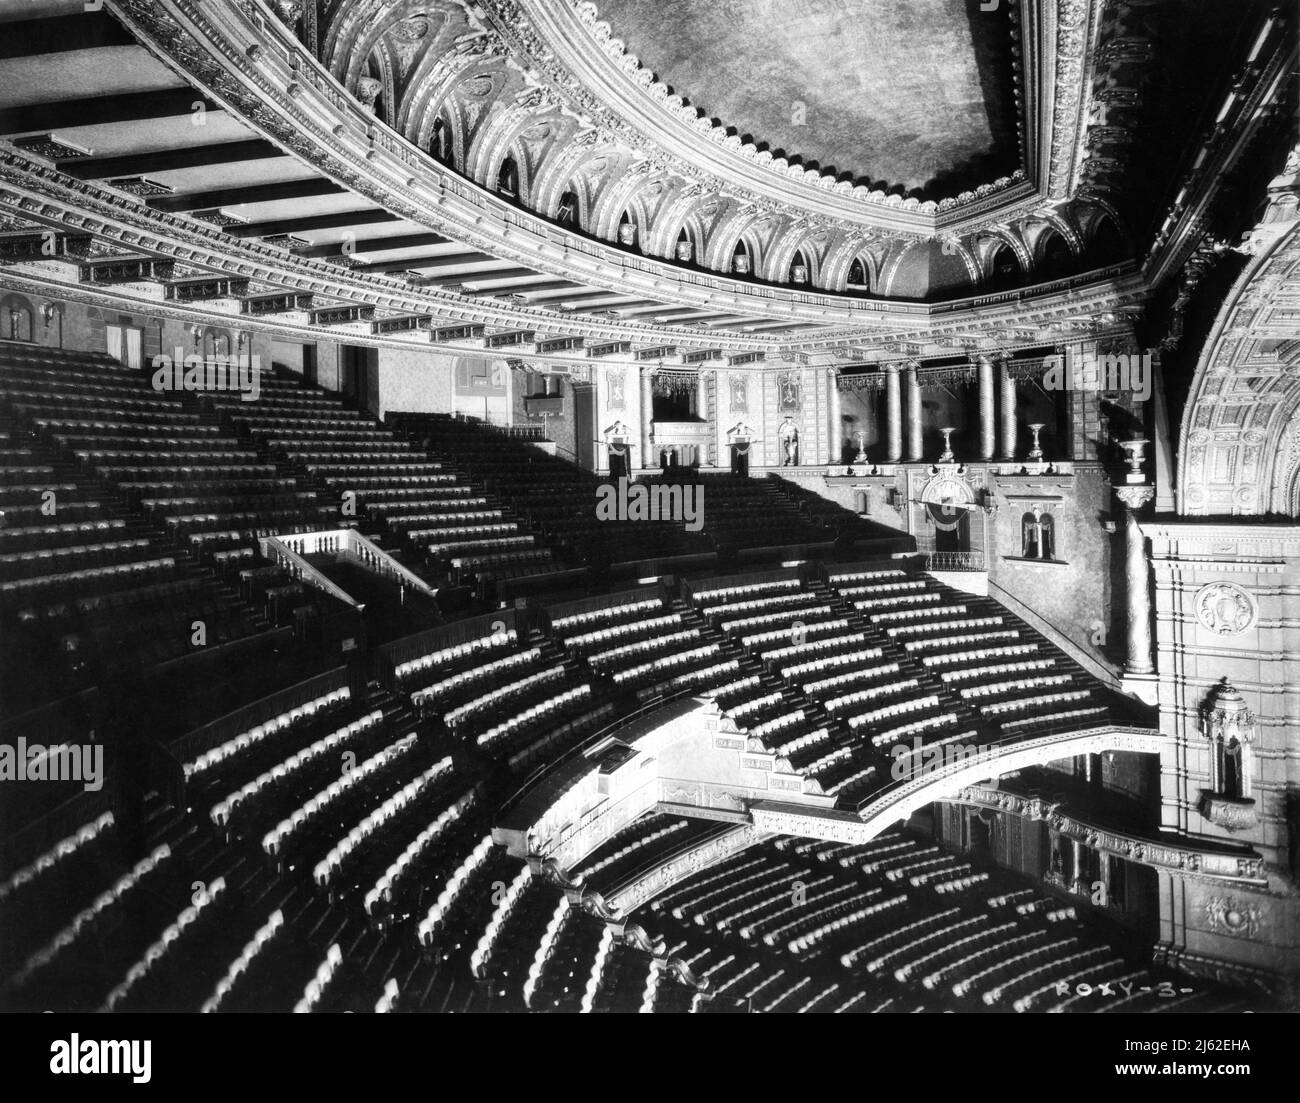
{"left": 1218, "top": 737, "right": 1245, "bottom": 800}
{"left": 986, "top": 243, "right": 1021, "bottom": 291}
{"left": 731, "top": 239, "right": 751, "bottom": 277}
{"left": 201, "top": 329, "right": 231, "bottom": 362}
{"left": 847, "top": 257, "right": 868, "bottom": 290}
{"left": 675, "top": 227, "right": 695, "bottom": 264}
{"left": 430, "top": 117, "right": 453, "bottom": 167}
{"left": 1020, "top": 508, "right": 1056, "bottom": 560}
{"left": 788, "top": 249, "right": 810, "bottom": 286}
{"left": 1, "top": 297, "right": 34, "bottom": 342}
{"left": 557, "top": 189, "right": 580, "bottom": 230}
{"left": 617, "top": 210, "right": 637, "bottom": 250}
{"left": 361, "top": 56, "right": 387, "bottom": 124}
{"left": 1038, "top": 232, "right": 1072, "bottom": 283}
{"left": 496, "top": 156, "right": 520, "bottom": 202}
{"left": 1091, "top": 216, "right": 1127, "bottom": 265}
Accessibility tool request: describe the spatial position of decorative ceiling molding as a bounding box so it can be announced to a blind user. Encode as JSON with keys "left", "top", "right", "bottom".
{"left": 528, "top": 0, "right": 1030, "bottom": 218}
{"left": 307, "top": 0, "right": 1119, "bottom": 295}
{"left": 67, "top": 0, "right": 1140, "bottom": 344}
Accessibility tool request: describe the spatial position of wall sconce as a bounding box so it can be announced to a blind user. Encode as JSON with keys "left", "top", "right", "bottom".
{"left": 40, "top": 302, "right": 57, "bottom": 330}
{"left": 190, "top": 324, "right": 203, "bottom": 351}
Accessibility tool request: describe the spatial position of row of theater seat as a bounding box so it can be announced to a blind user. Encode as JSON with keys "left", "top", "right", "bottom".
{"left": 0, "top": 349, "right": 338, "bottom": 704}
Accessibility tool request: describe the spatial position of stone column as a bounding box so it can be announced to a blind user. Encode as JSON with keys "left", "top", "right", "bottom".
{"left": 828, "top": 369, "right": 842, "bottom": 465}
{"left": 977, "top": 355, "right": 996, "bottom": 461}
{"left": 884, "top": 364, "right": 902, "bottom": 462}
{"left": 1070, "top": 838, "right": 1090, "bottom": 895}
{"left": 906, "top": 363, "right": 923, "bottom": 462}
{"left": 640, "top": 369, "right": 654, "bottom": 471}
{"left": 1116, "top": 485, "right": 1156, "bottom": 676}
{"left": 999, "top": 358, "right": 1016, "bottom": 461}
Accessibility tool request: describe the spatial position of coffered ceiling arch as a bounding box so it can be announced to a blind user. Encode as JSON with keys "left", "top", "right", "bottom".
{"left": 981, "top": 224, "right": 1034, "bottom": 276}
{"left": 529, "top": 132, "right": 601, "bottom": 221}
{"left": 763, "top": 225, "right": 825, "bottom": 288}
{"left": 323, "top": 0, "right": 435, "bottom": 89}
{"left": 648, "top": 196, "right": 711, "bottom": 263}
{"left": 398, "top": 36, "right": 500, "bottom": 140}
{"left": 1178, "top": 152, "right": 1300, "bottom": 517}
{"left": 464, "top": 95, "right": 569, "bottom": 204}
{"left": 641, "top": 186, "right": 710, "bottom": 259}
{"left": 1075, "top": 200, "right": 1129, "bottom": 257}
{"left": 819, "top": 235, "right": 879, "bottom": 295}
{"left": 587, "top": 161, "right": 657, "bottom": 242}
{"left": 1025, "top": 208, "right": 1085, "bottom": 259}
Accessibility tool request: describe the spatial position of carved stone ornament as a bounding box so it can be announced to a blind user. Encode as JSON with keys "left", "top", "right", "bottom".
{"left": 1199, "top": 794, "right": 1258, "bottom": 832}
{"left": 1194, "top": 582, "right": 1257, "bottom": 637}
{"left": 1204, "top": 896, "right": 1263, "bottom": 938}
{"left": 728, "top": 373, "right": 747, "bottom": 413}
{"left": 1202, "top": 679, "right": 1256, "bottom": 745}
{"left": 606, "top": 366, "right": 624, "bottom": 410}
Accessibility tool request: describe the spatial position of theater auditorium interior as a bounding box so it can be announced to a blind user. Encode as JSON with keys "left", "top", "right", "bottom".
{"left": 0, "top": 0, "right": 1296, "bottom": 1016}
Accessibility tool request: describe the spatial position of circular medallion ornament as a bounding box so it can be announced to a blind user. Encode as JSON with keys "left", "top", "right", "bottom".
{"left": 1194, "top": 582, "right": 1257, "bottom": 636}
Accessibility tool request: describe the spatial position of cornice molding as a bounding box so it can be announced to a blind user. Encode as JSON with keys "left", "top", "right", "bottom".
{"left": 953, "top": 782, "right": 1267, "bottom": 884}
{"left": 0, "top": 136, "right": 1148, "bottom": 356}
{"left": 0, "top": 150, "right": 771, "bottom": 350}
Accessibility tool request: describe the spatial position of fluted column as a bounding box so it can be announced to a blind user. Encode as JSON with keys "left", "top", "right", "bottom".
{"left": 828, "top": 369, "right": 842, "bottom": 464}
{"left": 1116, "top": 485, "right": 1156, "bottom": 675}
{"left": 884, "top": 364, "right": 902, "bottom": 462}
{"left": 977, "top": 355, "right": 996, "bottom": 461}
{"left": 999, "top": 359, "right": 1016, "bottom": 461}
{"left": 640, "top": 369, "right": 654, "bottom": 470}
{"left": 906, "top": 363, "right": 923, "bottom": 462}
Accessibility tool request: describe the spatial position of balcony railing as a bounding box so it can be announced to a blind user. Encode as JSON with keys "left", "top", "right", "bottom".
{"left": 925, "top": 550, "right": 987, "bottom": 572}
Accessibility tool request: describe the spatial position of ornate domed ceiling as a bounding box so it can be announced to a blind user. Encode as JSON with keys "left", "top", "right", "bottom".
{"left": 0, "top": 0, "right": 1290, "bottom": 363}
{"left": 592, "top": 0, "right": 1021, "bottom": 197}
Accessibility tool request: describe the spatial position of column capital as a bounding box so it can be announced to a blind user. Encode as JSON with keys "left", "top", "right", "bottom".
{"left": 1115, "top": 485, "right": 1156, "bottom": 512}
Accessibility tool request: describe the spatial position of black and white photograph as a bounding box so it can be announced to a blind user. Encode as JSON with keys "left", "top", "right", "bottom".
{"left": 0, "top": 0, "right": 1295, "bottom": 1054}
